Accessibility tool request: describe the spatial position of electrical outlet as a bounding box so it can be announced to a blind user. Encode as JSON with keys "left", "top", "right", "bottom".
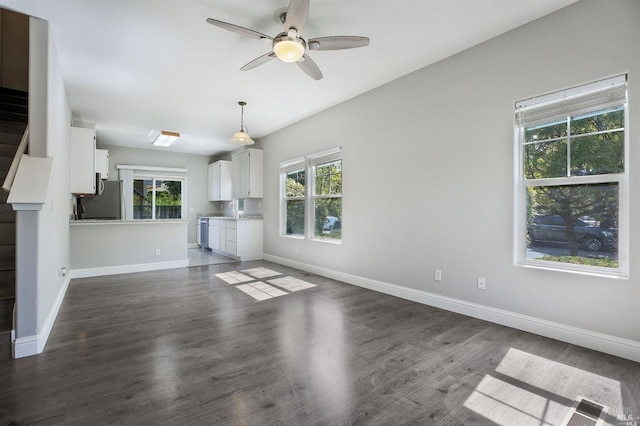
{"left": 434, "top": 269, "right": 442, "bottom": 282}
{"left": 155, "top": 249, "right": 161, "bottom": 256}
{"left": 477, "top": 277, "right": 486, "bottom": 290}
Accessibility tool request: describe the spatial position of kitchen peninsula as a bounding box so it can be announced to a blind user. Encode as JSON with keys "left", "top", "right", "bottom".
{"left": 70, "top": 219, "right": 188, "bottom": 277}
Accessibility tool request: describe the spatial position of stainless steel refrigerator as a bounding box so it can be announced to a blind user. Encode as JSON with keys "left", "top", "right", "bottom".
{"left": 82, "top": 180, "right": 123, "bottom": 219}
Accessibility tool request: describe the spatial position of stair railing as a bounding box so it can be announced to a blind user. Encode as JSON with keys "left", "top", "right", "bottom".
{"left": 2, "top": 125, "right": 29, "bottom": 193}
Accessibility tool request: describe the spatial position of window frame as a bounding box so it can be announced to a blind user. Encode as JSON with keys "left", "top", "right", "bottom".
{"left": 117, "top": 165, "right": 187, "bottom": 221}
{"left": 280, "top": 147, "right": 343, "bottom": 243}
{"left": 280, "top": 157, "right": 306, "bottom": 239}
{"left": 514, "top": 75, "right": 628, "bottom": 278}
{"left": 132, "top": 175, "right": 186, "bottom": 220}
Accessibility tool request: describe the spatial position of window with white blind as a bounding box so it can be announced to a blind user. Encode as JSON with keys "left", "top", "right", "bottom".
{"left": 280, "top": 147, "right": 342, "bottom": 242}
{"left": 514, "top": 75, "right": 627, "bottom": 277}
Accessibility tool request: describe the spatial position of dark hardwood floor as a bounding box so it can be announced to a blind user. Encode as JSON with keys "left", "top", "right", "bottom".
{"left": 1, "top": 261, "right": 639, "bottom": 425}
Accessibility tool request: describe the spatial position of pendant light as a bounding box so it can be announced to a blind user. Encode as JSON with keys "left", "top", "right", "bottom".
{"left": 229, "top": 101, "right": 255, "bottom": 145}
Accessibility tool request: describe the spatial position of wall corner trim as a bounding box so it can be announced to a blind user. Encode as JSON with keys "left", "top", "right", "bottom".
{"left": 264, "top": 253, "right": 640, "bottom": 363}
{"left": 13, "top": 274, "right": 72, "bottom": 359}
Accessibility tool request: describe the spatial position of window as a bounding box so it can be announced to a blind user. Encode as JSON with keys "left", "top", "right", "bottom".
{"left": 133, "top": 178, "right": 183, "bottom": 219}
{"left": 515, "top": 75, "right": 627, "bottom": 276}
{"left": 280, "top": 147, "right": 342, "bottom": 242}
{"left": 282, "top": 160, "right": 306, "bottom": 236}
{"left": 118, "top": 165, "right": 187, "bottom": 221}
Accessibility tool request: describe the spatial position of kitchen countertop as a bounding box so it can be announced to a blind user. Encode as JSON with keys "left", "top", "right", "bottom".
{"left": 201, "top": 216, "right": 263, "bottom": 221}
{"left": 70, "top": 219, "right": 188, "bottom": 225}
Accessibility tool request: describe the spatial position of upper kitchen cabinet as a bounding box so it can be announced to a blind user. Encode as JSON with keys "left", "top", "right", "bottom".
{"left": 208, "top": 160, "right": 232, "bottom": 201}
{"left": 232, "top": 148, "right": 263, "bottom": 198}
{"left": 95, "top": 149, "right": 109, "bottom": 179}
{"left": 69, "top": 127, "right": 96, "bottom": 195}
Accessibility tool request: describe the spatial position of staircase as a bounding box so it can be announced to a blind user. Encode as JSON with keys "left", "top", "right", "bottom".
{"left": 0, "top": 87, "right": 28, "bottom": 360}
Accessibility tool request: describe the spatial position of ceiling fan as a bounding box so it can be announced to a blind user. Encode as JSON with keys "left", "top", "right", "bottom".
{"left": 206, "top": 0, "right": 370, "bottom": 80}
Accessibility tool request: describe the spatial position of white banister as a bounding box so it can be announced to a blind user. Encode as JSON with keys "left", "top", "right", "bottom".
{"left": 2, "top": 125, "right": 29, "bottom": 193}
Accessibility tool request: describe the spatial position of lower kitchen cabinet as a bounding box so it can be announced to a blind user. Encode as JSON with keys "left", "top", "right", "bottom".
{"left": 208, "top": 218, "right": 262, "bottom": 261}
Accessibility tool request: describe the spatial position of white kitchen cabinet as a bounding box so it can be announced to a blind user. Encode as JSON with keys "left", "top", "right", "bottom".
{"left": 95, "top": 149, "right": 109, "bottom": 179}
{"left": 224, "top": 219, "right": 237, "bottom": 256}
{"left": 208, "top": 219, "right": 225, "bottom": 251}
{"left": 232, "top": 149, "right": 263, "bottom": 198}
{"left": 208, "top": 218, "right": 263, "bottom": 261}
{"left": 208, "top": 160, "right": 232, "bottom": 201}
{"left": 70, "top": 127, "right": 96, "bottom": 194}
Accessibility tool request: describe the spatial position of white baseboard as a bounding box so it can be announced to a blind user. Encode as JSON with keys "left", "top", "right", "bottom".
{"left": 188, "top": 243, "right": 200, "bottom": 249}
{"left": 264, "top": 254, "right": 640, "bottom": 363}
{"left": 12, "top": 260, "right": 189, "bottom": 358}
{"left": 13, "top": 274, "right": 72, "bottom": 359}
{"left": 69, "top": 260, "right": 189, "bottom": 279}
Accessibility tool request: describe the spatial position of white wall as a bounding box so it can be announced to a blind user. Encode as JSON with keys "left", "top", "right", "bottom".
{"left": 97, "top": 144, "right": 212, "bottom": 244}
{"left": 260, "top": 0, "right": 640, "bottom": 354}
{"left": 36, "top": 25, "right": 72, "bottom": 336}
{"left": 17, "top": 17, "right": 72, "bottom": 348}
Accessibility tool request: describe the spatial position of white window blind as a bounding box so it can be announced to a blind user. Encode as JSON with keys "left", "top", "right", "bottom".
{"left": 516, "top": 75, "right": 627, "bottom": 127}
{"left": 308, "top": 147, "right": 342, "bottom": 167}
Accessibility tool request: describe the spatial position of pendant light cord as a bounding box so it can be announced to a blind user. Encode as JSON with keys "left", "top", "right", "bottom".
{"left": 239, "top": 101, "right": 247, "bottom": 132}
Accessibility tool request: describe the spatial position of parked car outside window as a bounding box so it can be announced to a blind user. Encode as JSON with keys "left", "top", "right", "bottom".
{"left": 527, "top": 215, "right": 617, "bottom": 252}
{"left": 322, "top": 216, "right": 341, "bottom": 233}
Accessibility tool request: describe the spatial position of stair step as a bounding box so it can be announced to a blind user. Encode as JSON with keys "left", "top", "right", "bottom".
{"left": 0, "top": 102, "right": 27, "bottom": 115}
{"left": 0, "top": 243, "right": 15, "bottom": 270}
{"left": 0, "top": 297, "right": 14, "bottom": 332}
{"left": 0, "top": 283, "right": 14, "bottom": 300}
{"left": 0, "top": 111, "right": 27, "bottom": 124}
{"left": 0, "top": 330, "right": 11, "bottom": 360}
{"left": 0, "top": 223, "right": 16, "bottom": 244}
{"left": 0, "top": 143, "right": 19, "bottom": 157}
{"left": 0, "top": 157, "right": 12, "bottom": 172}
{"left": 0, "top": 268, "right": 15, "bottom": 299}
{"left": 0, "top": 87, "right": 28, "bottom": 99}
{"left": 0, "top": 132, "right": 21, "bottom": 147}
{"left": 0, "top": 120, "right": 27, "bottom": 135}
{"left": 0, "top": 203, "right": 15, "bottom": 221}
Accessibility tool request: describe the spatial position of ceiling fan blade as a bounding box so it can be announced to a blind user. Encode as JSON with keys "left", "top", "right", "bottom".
{"left": 240, "top": 52, "right": 276, "bottom": 71}
{"left": 284, "top": 0, "right": 309, "bottom": 33}
{"left": 297, "top": 54, "right": 323, "bottom": 80}
{"left": 308, "top": 36, "right": 370, "bottom": 50}
{"left": 206, "top": 18, "right": 273, "bottom": 40}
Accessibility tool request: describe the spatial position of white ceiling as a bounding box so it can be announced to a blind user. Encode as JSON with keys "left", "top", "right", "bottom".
{"left": 1, "top": 0, "right": 579, "bottom": 156}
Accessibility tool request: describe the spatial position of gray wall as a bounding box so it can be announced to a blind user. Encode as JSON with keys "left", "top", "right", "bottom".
{"left": 97, "top": 144, "right": 213, "bottom": 244}
{"left": 260, "top": 0, "right": 640, "bottom": 343}
{"left": 70, "top": 222, "right": 187, "bottom": 270}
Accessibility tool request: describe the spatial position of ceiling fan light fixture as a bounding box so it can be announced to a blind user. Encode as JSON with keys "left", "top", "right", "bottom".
{"left": 229, "top": 101, "right": 255, "bottom": 145}
{"left": 152, "top": 130, "right": 180, "bottom": 147}
{"left": 273, "top": 35, "right": 306, "bottom": 63}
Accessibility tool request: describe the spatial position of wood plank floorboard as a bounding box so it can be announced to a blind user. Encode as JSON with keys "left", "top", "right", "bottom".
{"left": 1, "top": 260, "right": 639, "bottom": 425}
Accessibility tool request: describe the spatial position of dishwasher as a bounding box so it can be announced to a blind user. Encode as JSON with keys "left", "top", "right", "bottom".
{"left": 198, "top": 217, "right": 211, "bottom": 250}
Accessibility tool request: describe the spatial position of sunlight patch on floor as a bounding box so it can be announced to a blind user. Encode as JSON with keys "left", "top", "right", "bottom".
{"left": 464, "top": 348, "right": 623, "bottom": 426}
{"left": 214, "top": 271, "right": 254, "bottom": 284}
{"left": 236, "top": 282, "right": 288, "bottom": 301}
{"left": 268, "top": 276, "right": 317, "bottom": 292}
{"left": 215, "top": 268, "right": 316, "bottom": 301}
{"left": 241, "top": 267, "right": 282, "bottom": 279}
